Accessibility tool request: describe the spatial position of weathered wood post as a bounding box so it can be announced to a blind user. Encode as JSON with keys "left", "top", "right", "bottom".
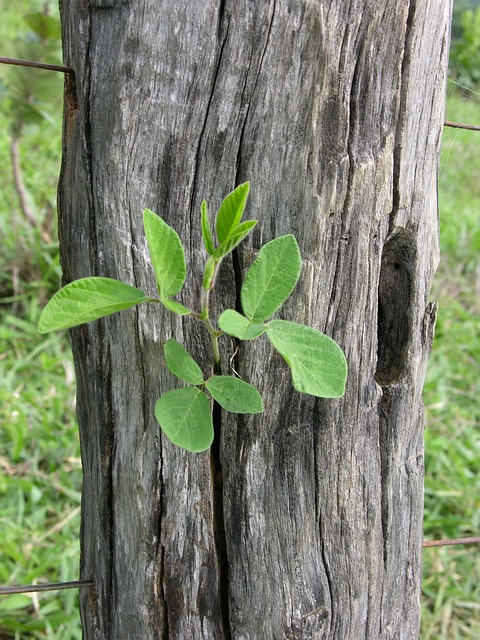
{"left": 58, "top": 1, "right": 451, "bottom": 638}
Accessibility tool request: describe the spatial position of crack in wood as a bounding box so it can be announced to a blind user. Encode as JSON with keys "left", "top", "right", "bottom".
{"left": 319, "top": 539, "right": 334, "bottom": 635}
{"left": 189, "top": 17, "right": 230, "bottom": 233}
{"left": 392, "top": 0, "right": 415, "bottom": 221}
{"left": 159, "top": 543, "right": 169, "bottom": 639}
{"left": 218, "top": 0, "right": 227, "bottom": 37}
{"left": 210, "top": 397, "right": 231, "bottom": 639}
{"left": 83, "top": 7, "right": 100, "bottom": 278}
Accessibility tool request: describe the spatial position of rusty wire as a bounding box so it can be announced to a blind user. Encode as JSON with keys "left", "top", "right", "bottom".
{"left": 423, "top": 536, "right": 480, "bottom": 549}
{"left": 0, "top": 56, "right": 74, "bottom": 75}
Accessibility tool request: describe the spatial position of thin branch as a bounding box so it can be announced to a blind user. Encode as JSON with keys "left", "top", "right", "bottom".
{"left": 0, "top": 580, "right": 94, "bottom": 596}
{"left": 0, "top": 56, "right": 74, "bottom": 75}
{"left": 10, "top": 136, "right": 38, "bottom": 229}
{"left": 423, "top": 536, "right": 480, "bottom": 549}
{"left": 444, "top": 120, "right": 480, "bottom": 132}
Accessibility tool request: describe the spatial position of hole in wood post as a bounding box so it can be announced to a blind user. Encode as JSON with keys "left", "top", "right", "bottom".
{"left": 375, "top": 227, "right": 416, "bottom": 386}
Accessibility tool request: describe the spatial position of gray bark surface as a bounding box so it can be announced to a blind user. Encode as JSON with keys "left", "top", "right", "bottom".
{"left": 58, "top": 1, "right": 451, "bottom": 638}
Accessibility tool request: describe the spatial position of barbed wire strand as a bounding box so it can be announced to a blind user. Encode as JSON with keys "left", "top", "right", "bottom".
{"left": 423, "top": 536, "right": 480, "bottom": 549}
{"left": 2, "top": 58, "right": 480, "bottom": 132}
{"left": 2, "top": 535, "right": 479, "bottom": 595}
{"left": 444, "top": 120, "right": 480, "bottom": 131}
{"left": 0, "top": 56, "right": 74, "bottom": 75}
{"left": 0, "top": 580, "right": 94, "bottom": 596}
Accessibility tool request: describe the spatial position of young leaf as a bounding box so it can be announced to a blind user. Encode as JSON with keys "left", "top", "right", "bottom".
{"left": 266, "top": 320, "right": 347, "bottom": 398}
{"left": 202, "top": 256, "right": 216, "bottom": 290}
{"left": 205, "top": 375, "right": 263, "bottom": 413}
{"left": 214, "top": 220, "right": 258, "bottom": 260}
{"left": 38, "top": 277, "right": 149, "bottom": 334}
{"left": 164, "top": 339, "right": 204, "bottom": 385}
{"left": 201, "top": 200, "right": 215, "bottom": 256}
{"left": 241, "top": 234, "right": 302, "bottom": 322}
{"left": 155, "top": 387, "right": 213, "bottom": 452}
{"left": 215, "top": 182, "right": 250, "bottom": 244}
{"left": 218, "top": 309, "right": 266, "bottom": 340}
{"left": 143, "top": 208, "right": 186, "bottom": 298}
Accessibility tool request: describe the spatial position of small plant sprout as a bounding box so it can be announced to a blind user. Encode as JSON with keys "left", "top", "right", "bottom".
{"left": 38, "top": 183, "right": 348, "bottom": 452}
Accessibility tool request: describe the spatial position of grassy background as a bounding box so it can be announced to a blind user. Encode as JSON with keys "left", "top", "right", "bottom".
{"left": 0, "top": 6, "right": 479, "bottom": 640}
{"left": 421, "top": 87, "right": 480, "bottom": 639}
{"left": 0, "top": 2, "right": 83, "bottom": 638}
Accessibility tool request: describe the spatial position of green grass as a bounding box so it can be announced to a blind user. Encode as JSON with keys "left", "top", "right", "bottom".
{"left": 0, "top": 3, "right": 82, "bottom": 638}
{"left": 0, "top": 305, "right": 81, "bottom": 639}
{"left": 421, "top": 85, "right": 480, "bottom": 639}
{"left": 0, "top": 133, "right": 82, "bottom": 637}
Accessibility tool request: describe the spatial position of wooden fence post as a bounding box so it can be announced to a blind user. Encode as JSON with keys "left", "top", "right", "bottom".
{"left": 58, "top": 1, "right": 452, "bottom": 637}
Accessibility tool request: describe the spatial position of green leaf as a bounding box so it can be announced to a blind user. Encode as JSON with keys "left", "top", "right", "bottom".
{"left": 164, "top": 339, "right": 204, "bottom": 385}
{"left": 202, "top": 256, "right": 216, "bottom": 290}
{"left": 215, "top": 182, "right": 250, "bottom": 244}
{"left": 161, "top": 298, "right": 191, "bottom": 315}
{"left": 241, "top": 234, "right": 302, "bottom": 322}
{"left": 218, "top": 309, "right": 266, "bottom": 340}
{"left": 205, "top": 375, "right": 263, "bottom": 413}
{"left": 214, "top": 220, "right": 257, "bottom": 260}
{"left": 143, "top": 208, "right": 186, "bottom": 298}
{"left": 201, "top": 200, "right": 215, "bottom": 256}
{"left": 266, "top": 320, "right": 347, "bottom": 398}
{"left": 38, "top": 277, "right": 149, "bottom": 333}
{"left": 155, "top": 387, "right": 213, "bottom": 452}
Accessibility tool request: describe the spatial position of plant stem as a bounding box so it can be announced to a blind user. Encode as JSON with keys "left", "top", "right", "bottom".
{"left": 208, "top": 324, "right": 221, "bottom": 373}
{"left": 200, "top": 262, "right": 221, "bottom": 373}
{"left": 201, "top": 303, "right": 221, "bottom": 371}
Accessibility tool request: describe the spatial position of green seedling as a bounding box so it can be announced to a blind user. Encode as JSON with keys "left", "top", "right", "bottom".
{"left": 38, "top": 182, "right": 348, "bottom": 452}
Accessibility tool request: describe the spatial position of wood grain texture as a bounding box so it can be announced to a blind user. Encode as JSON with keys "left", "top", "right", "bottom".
{"left": 58, "top": 1, "right": 451, "bottom": 638}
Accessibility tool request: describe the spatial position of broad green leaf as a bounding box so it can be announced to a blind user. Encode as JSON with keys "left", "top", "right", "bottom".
{"left": 215, "top": 182, "right": 250, "bottom": 244}
{"left": 218, "top": 309, "right": 266, "bottom": 340}
{"left": 164, "top": 339, "right": 204, "bottom": 385}
{"left": 214, "top": 220, "right": 257, "bottom": 260}
{"left": 38, "top": 277, "right": 149, "bottom": 333}
{"left": 155, "top": 387, "right": 213, "bottom": 452}
{"left": 206, "top": 375, "right": 263, "bottom": 413}
{"left": 143, "top": 208, "right": 186, "bottom": 298}
{"left": 161, "top": 298, "right": 190, "bottom": 315}
{"left": 266, "top": 320, "right": 347, "bottom": 398}
{"left": 201, "top": 200, "right": 215, "bottom": 256}
{"left": 241, "top": 234, "right": 302, "bottom": 322}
